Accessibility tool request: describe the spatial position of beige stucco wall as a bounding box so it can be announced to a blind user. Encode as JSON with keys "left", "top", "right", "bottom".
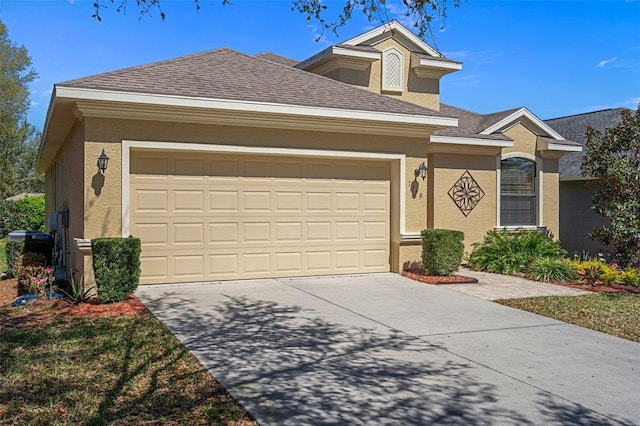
{"left": 45, "top": 121, "right": 85, "bottom": 279}
{"left": 502, "top": 123, "right": 537, "bottom": 157}
{"left": 542, "top": 158, "right": 560, "bottom": 238}
{"left": 84, "top": 142, "right": 122, "bottom": 239}
{"left": 80, "top": 116, "right": 430, "bottom": 273}
{"left": 427, "top": 153, "right": 498, "bottom": 253}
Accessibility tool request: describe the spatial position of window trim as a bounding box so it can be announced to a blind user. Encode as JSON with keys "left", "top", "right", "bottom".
{"left": 381, "top": 47, "right": 404, "bottom": 93}
{"left": 497, "top": 153, "right": 543, "bottom": 228}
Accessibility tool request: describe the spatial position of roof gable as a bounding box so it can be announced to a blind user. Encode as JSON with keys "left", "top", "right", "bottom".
{"left": 342, "top": 20, "right": 441, "bottom": 57}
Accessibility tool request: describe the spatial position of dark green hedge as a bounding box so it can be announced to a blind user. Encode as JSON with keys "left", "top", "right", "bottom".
{"left": 5, "top": 239, "right": 53, "bottom": 277}
{"left": 421, "top": 229, "right": 464, "bottom": 276}
{"left": 92, "top": 236, "right": 141, "bottom": 303}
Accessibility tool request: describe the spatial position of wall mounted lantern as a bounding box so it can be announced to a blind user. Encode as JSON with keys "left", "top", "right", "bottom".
{"left": 97, "top": 149, "right": 109, "bottom": 174}
{"left": 414, "top": 161, "right": 427, "bottom": 181}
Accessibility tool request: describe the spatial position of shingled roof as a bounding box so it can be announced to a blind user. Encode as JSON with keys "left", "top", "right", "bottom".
{"left": 254, "top": 52, "right": 298, "bottom": 67}
{"left": 434, "top": 104, "right": 517, "bottom": 141}
{"left": 60, "top": 48, "right": 446, "bottom": 118}
{"left": 545, "top": 108, "right": 625, "bottom": 178}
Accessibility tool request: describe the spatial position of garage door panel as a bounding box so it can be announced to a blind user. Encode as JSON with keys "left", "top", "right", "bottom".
{"left": 132, "top": 223, "right": 168, "bottom": 245}
{"left": 134, "top": 189, "right": 169, "bottom": 212}
{"left": 131, "top": 152, "right": 390, "bottom": 284}
{"left": 174, "top": 255, "right": 204, "bottom": 277}
{"left": 243, "top": 192, "right": 271, "bottom": 211}
{"left": 174, "top": 158, "right": 205, "bottom": 177}
{"left": 140, "top": 256, "right": 169, "bottom": 280}
{"left": 275, "top": 192, "right": 302, "bottom": 211}
{"left": 173, "top": 190, "right": 204, "bottom": 212}
{"left": 173, "top": 223, "right": 205, "bottom": 244}
{"left": 209, "top": 223, "right": 239, "bottom": 243}
{"left": 209, "top": 254, "right": 239, "bottom": 275}
{"left": 275, "top": 222, "right": 302, "bottom": 242}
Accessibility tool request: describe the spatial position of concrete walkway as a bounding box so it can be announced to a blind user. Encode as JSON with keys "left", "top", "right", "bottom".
{"left": 441, "top": 268, "right": 591, "bottom": 300}
{"left": 137, "top": 273, "right": 639, "bottom": 425}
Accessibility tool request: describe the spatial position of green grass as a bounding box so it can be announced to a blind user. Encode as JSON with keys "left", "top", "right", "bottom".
{"left": 497, "top": 292, "right": 640, "bottom": 343}
{"left": 0, "top": 313, "right": 256, "bottom": 425}
{"left": 0, "top": 238, "right": 6, "bottom": 274}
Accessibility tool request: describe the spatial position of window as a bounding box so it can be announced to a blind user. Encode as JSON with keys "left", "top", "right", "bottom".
{"left": 500, "top": 157, "right": 536, "bottom": 226}
{"left": 382, "top": 48, "right": 403, "bottom": 92}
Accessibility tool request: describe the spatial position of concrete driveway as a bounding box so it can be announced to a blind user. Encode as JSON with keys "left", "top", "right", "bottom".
{"left": 136, "top": 273, "right": 639, "bottom": 425}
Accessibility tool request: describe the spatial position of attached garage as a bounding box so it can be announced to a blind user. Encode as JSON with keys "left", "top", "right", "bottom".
{"left": 129, "top": 149, "right": 391, "bottom": 284}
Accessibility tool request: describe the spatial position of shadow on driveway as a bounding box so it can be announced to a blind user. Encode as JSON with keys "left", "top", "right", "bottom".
{"left": 138, "top": 285, "right": 628, "bottom": 425}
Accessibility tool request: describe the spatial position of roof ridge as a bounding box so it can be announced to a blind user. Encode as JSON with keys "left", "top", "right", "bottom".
{"left": 545, "top": 107, "right": 628, "bottom": 121}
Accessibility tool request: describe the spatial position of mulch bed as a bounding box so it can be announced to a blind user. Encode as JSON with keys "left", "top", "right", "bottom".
{"left": 0, "top": 277, "right": 149, "bottom": 329}
{"left": 401, "top": 268, "right": 640, "bottom": 294}
{"left": 551, "top": 280, "right": 640, "bottom": 294}
{"left": 401, "top": 269, "right": 478, "bottom": 285}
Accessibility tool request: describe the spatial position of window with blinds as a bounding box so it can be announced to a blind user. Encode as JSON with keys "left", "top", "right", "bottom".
{"left": 500, "top": 157, "right": 536, "bottom": 226}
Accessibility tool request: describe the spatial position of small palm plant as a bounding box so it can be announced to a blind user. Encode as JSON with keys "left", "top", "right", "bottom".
{"left": 60, "top": 274, "right": 92, "bottom": 304}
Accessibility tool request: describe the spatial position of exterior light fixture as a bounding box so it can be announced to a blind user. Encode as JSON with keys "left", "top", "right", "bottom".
{"left": 414, "top": 161, "right": 427, "bottom": 180}
{"left": 97, "top": 149, "right": 109, "bottom": 174}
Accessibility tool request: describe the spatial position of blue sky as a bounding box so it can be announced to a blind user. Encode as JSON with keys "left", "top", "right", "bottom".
{"left": 1, "top": 0, "right": 639, "bottom": 130}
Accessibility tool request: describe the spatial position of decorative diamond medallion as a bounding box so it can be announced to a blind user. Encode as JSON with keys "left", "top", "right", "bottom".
{"left": 448, "top": 170, "right": 485, "bottom": 217}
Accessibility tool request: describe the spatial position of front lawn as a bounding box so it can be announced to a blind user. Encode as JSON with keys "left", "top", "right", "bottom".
{"left": 0, "top": 301, "right": 256, "bottom": 425}
{"left": 497, "top": 292, "right": 640, "bottom": 343}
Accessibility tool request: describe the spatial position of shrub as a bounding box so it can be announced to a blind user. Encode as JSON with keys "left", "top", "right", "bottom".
{"left": 13, "top": 196, "right": 46, "bottom": 232}
{"left": 16, "top": 252, "right": 51, "bottom": 295}
{"left": 0, "top": 195, "right": 45, "bottom": 238}
{"left": 619, "top": 269, "right": 640, "bottom": 287}
{"left": 421, "top": 229, "right": 464, "bottom": 276}
{"left": 468, "top": 230, "right": 566, "bottom": 275}
{"left": 92, "top": 236, "right": 141, "bottom": 303}
{"left": 528, "top": 257, "right": 577, "bottom": 282}
{"left": 5, "top": 238, "right": 53, "bottom": 277}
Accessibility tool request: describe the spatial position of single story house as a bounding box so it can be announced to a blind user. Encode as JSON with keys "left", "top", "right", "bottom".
{"left": 545, "top": 108, "right": 626, "bottom": 256}
{"left": 37, "top": 21, "right": 580, "bottom": 285}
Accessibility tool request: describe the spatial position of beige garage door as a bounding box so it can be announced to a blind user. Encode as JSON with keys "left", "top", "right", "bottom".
{"left": 130, "top": 151, "right": 391, "bottom": 284}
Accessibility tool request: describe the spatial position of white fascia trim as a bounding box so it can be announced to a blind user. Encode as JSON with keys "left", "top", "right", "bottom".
{"left": 57, "top": 86, "right": 454, "bottom": 128}
{"left": 415, "top": 57, "right": 462, "bottom": 71}
{"left": 343, "top": 20, "right": 441, "bottom": 57}
{"left": 430, "top": 134, "right": 513, "bottom": 148}
{"left": 121, "top": 140, "right": 408, "bottom": 238}
{"left": 296, "top": 46, "right": 379, "bottom": 70}
{"left": 481, "top": 107, "right": 565, "bottom": 140}
{"left": 545, "top": 143, "right": 582, "bottom": 152}
{"left": 333, "top": 46, "right": 380, "bottom": 60}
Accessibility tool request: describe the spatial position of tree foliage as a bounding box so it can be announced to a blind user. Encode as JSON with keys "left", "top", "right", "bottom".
{"left": 0, "top": 20, "right": 41, "bottom": 199}
{"left": 92, "top": 0, "right": 461, "bottom": 42}
{"left": 581, "top": 105, "right": 640, "bottom": 269}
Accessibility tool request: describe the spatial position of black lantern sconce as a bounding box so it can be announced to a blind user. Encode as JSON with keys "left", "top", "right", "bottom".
{"left": 414, "top": 161, "right": 427, "bottom": 181}
{"left": 97, "top": 149, "right": 109, "bottom": 174}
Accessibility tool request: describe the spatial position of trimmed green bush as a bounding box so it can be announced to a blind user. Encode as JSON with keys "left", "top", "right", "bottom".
{"left": 468, "top": 230, "right": 566, "bottom": 275}
{"left": 92, "top": 236, "right": 141, "bottom": 303}
{"left": 421, "top": 229, "right": 464, "bottom": 276}
{"left": 5, "top": 238, "right": 53, "bottom": 277}
{"left": 528, "top": 257, "right": 577, "bottom": 282}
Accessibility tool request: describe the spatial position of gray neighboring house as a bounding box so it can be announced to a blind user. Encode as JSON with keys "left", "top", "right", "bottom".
{"left": 545, "top": 108, "right": 626, "bottom": 256}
